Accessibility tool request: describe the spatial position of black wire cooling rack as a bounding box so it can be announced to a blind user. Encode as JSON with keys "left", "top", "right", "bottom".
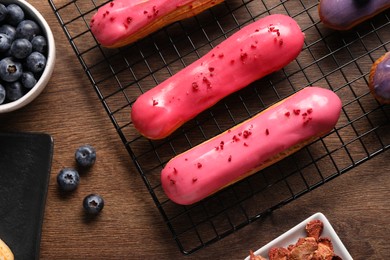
{"left": 49, "top": 0, "right": 390, "bottom": 254}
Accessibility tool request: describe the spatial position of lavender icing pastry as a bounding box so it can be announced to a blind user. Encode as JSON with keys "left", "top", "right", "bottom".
{"left": 369, "top": 52, "right": 390, "bottom": 104}
{"left": 319, "top": 0, "right": 390, "bottom": 30}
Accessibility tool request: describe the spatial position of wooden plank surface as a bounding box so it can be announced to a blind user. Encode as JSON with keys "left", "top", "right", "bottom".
{"left": 0, "top": 1, "right": 389, "bottom": 259}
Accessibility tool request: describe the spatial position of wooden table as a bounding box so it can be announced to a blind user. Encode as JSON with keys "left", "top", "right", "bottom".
{"left": 0, "top": 1, "right": 389, "bottom": 259}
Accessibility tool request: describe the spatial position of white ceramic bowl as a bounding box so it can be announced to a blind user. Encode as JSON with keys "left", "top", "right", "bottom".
{"left": 0, "top": 0, "right": 55, "bottom": 113}
{"left": 245, "top": 212, "right": 353, "bottom": 260}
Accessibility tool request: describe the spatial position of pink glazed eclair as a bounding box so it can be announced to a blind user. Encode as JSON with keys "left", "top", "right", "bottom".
{"left": 90, "top": 0, "right": 224, "bottom": 48}
{"left": 161, "top": 87, "right": 342, "bottom": 205}
{"left": 131, "top": 14, "right": 305, "bottom": 139}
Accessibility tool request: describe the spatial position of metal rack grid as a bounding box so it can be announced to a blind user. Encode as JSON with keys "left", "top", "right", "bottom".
{"left": 49, "top": 0, "right": 389, "bottom": 254}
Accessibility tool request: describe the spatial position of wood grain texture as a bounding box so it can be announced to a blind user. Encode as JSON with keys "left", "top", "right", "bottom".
{"left": 0, "top": 1, "right": 389, "bottom": 259}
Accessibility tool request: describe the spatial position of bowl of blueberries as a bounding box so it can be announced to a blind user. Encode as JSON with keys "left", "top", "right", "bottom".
{"left": 0, "top": 0, "right": 55, "bottom": 113}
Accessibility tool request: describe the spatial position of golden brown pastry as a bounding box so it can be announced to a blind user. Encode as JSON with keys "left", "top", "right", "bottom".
{"left": 0, "top": 238, "right": 14, "bottom": 260}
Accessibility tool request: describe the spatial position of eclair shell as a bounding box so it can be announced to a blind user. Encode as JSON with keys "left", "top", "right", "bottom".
{"left": 161, "top": 87, "right": 342, "bottom": 205}
{"left": 131, "top": 14, "right": 305, "bottom": 139}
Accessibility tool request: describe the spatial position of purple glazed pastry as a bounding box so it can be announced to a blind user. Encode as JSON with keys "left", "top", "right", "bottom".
{"left": 369, "top": 52, "right": 390, "bottom": 104}
{"left": 319, "top": 0, "right": 390, "bottom": 30}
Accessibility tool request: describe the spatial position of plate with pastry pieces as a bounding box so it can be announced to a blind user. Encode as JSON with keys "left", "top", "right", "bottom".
{"left": 245, "top": 212, "right": 353, "bottom": 260}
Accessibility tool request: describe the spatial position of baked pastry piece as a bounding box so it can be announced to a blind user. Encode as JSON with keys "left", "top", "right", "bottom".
{"left": 319, "top": 0, "right": 390, "bottom": 30}
{"left": 161, "top": 87, "right": 342, "bottom": 205}
{"left": 369, "top": 52, "right": 390, "bottom": 104}
{"left": 131, "top": 14, "right": 305, "bottom": 139}
{"left": 249, "top": 219, "right": 342, "bottom": 260}
{"left": 90, "top": 0, "right": 224, "bottom": 48}
{"left": 0, "top": 238, "right": 14, "bottom": 260}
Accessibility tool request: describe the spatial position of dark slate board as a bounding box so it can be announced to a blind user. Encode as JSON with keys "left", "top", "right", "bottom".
{"left": 0, "top": 132, "right": 53, "bottom": 260}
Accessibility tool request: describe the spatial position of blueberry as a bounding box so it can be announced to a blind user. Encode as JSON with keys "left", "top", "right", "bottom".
{"left": 75, "top": 145, "right": 96, "bottom": 167}
{"left": 0, "top": 83, "right": 5, "bottom": 104}
{"left": 10, "top": 38, "right": 32, "bottom": 59}
{"left": 16, "top": 20, "right": 40, "bottom": 41}
{"left": 25, "top": 52, "right": 46, "bottom": 74}
{"left": 0, "top": 4, "right": 8, "bottom": 23}
{"left": 0, "top": 24, "right": 16, "bottom": 41}
{"left": 0, "top": 57, "right": 22, "bottom": 82}
{"left": 57, "top": 168, "right": 80, "bottom": 191}
{"left": 5, "top": 81, "right": 23, "bottom": 101}
{"left": 31, "top": 35, "right": 47, "bottom": 53}
{"left": 83, "top": 194, "right": 104, "bottom": 215}
{"left": 6, "top": 4, "right": 24, "bottom": 26}
{"left": 21, "top": 71, "right": 37, "bottom": 89}
{"left": 0, "top": 33, "right": 11, "bottom": 52}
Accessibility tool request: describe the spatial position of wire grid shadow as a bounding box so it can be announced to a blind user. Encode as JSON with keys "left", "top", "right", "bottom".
{"left": 49, "top": 0, "right": 390, "bottom": 254}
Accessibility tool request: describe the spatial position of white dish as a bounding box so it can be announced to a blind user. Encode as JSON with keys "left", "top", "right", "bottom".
{"left": 0, "top": 0, "right": 56, "bottom": 113}
{"left": 245, "top": 212, "right": 353, "bottom": 260}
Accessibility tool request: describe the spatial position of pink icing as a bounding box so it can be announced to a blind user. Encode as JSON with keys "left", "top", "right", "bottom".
{"left": 90, "top": 0, "right": 219, "bottom": 47}
{"left": 131, "top": 14, "right": 305, "bottom": 139}
{"left": 161, "top": 87, "right": 342, "bottom": 205}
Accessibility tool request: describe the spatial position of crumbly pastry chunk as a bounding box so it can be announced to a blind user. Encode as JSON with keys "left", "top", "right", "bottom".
{"left": 305, "top": 219, "right": 324, "bottom": 241}
{"left": 250, "top": 250, "right": 267, "bottom": 260}
{"left": 268, "top": 247, "right": 289, "bottom": 260}
{"left": 0, "top": 239, "right": 14, "bottom": 260}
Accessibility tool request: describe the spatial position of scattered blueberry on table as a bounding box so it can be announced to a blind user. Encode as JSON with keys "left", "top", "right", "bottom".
{"left": 57, "top": 168, "right": 80, "bottom": 191}
{"left": 83, "top": 194, "right": 104, "bottom": 215}
{"left": 75, "top": 145, "right": 97, "bottom": 167}
{"left": 0, "top": 3, "right": 48, "bottom": 105}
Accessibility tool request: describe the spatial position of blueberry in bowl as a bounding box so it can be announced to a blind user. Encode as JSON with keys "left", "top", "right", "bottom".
{"left": 0, "top": 0, "right": 55, "bottom": 113}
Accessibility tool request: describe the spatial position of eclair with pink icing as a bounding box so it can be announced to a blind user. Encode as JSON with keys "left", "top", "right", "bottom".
{"left": 90, "top": 0, "right": 224, "bottom": 48}
{"left": 319, "top": 0, "right": 390, "bottom": 30}
{"left": 131, "top": 14, "right": 305, "bottom": 139}
{"left": 161, "top": 87, "right": 342, "bottom": 205}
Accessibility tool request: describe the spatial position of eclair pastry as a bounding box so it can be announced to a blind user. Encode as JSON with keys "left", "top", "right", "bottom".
{"left": 319, "top": 0, "right": 390, "bottom": 30}
{"left": 131, "top": 14, "right": 305, "bottom": 139}
{"left": 369, "top": 52, "right": 390, "bottom": 104}
{"left": 161, "top": 87, "right": 342, "bottom": 205}
{"left": 90, "top": 0, "right": 224, "bottom": 48}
